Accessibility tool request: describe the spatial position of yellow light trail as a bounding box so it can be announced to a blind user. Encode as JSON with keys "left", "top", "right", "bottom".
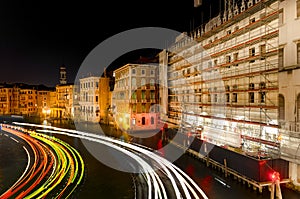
{"left": 0, "top": 124, "right": 85, "bottom": 199}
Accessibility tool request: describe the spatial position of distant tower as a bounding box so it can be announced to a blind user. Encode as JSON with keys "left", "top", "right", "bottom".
{"left": 59, "top": 65, "right": 67, "bottom": 85}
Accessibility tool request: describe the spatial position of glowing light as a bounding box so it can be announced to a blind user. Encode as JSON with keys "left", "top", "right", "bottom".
{"left": 13, "top": 122, "right": 209, "bottom": 199}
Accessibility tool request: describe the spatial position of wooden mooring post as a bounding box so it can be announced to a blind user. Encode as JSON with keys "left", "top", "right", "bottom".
{"left": 224, "top": 158, "right": 228, "bottom": 177}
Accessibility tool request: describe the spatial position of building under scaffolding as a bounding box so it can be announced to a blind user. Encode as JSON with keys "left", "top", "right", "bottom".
{"left": 160, "top": 0, "right": 280, "bottom": 157}
{"left": 157, "top": 0, "right": 300, "bottom": 187}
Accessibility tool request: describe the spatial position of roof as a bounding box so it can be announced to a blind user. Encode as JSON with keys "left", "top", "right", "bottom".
{"left": 0, "top": 82, "right": 55, "bottom": 91}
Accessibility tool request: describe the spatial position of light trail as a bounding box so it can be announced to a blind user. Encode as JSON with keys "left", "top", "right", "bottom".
{"left": 9, "top": 146, "right": 31, "bottom": 191}
{"left": 0, "top": 124, "right": 85, "bottom": 199}
{"left": 10, "top": 136, "right": 19, "bottom": 143}
{"left": 12, "top": 122, "right": 208, "bottom": 199}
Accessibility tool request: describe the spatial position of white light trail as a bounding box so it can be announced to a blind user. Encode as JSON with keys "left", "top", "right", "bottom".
{"left": 10, "top": 136, "right": 19, "bottom": 143}
{"left": 14, "top": 122, "right": 209, "bottom": 199}
{"left": 11, "top": 146, "right": 31, "bottom": 190}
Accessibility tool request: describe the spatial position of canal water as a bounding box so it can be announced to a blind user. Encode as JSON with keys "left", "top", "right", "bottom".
{"left": 1, "top": 120, "right": 300, "bottom": 199}
{"left": 0, "top": 132, "right": 27, "bottom": 195}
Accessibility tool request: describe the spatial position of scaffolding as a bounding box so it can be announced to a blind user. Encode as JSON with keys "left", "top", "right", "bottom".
{"left": 164, "top": 0, "right": 280, "bottom": 158}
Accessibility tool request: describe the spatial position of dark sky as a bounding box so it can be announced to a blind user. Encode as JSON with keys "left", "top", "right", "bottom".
{"left": 0, "top": 0, "right": 221, "bottom": 87}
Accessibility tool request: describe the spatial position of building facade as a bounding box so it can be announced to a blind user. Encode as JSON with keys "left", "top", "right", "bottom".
{"left": 51, "top": 84, "right": 75, "bottom": 119}
{"left": 19, "top": 88, "right": 38, "bottom": 116}
{"left": 157, "top": 0, "right": 300, "bottom": 187}
{"left": 162, "top": 0, "right": 280, "bottom": 151}
{"left": 37, "top": 90, "right": 56, "bottom": 118}
{"left": 278, "top": 0, "right": 300, "bottom": 186}
{"left": 0, "top": 84, "right": 56, "bottom": 117}
{"left": 0, "top": 86, "right": 14, "bottom": 115}
{"left": 112, "top": 63, "right": 161, "bottom": 131}
{"left": 79, "top": 76, "right": 100, "bottom": 123}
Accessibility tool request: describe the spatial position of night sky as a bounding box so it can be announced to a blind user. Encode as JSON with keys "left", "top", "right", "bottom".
{"left": 0, "top": 0, "right": 221, "bottom": 87}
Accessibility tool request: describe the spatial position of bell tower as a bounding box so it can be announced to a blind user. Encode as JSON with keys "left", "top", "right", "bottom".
{"left": 59, "top": 65, "right": 67, "bottom": 85}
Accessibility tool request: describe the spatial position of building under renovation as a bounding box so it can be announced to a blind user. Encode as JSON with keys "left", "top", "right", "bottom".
{"left": 159, "top": 0, "right": 300, "bottom": 186}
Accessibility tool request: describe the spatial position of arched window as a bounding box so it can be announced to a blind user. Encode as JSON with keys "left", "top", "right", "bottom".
{"left": 150, "top": 79, "right": 155, "bottom": 86}
{"left": 279, "top": 94, "right": 285, "bottom": 121}
{"left": 141, "top": 78, "right": 146, "bottom": 86}
{"left": 131, "top": 78, "right": 136, "bottom": 87}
